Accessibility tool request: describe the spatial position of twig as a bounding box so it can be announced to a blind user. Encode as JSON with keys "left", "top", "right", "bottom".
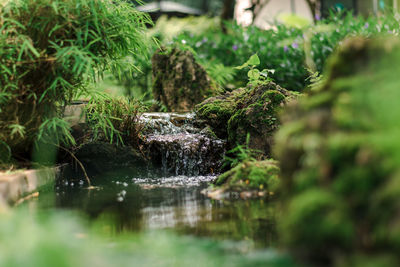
{"left": 14, "top": 192, "right": 39, "bottom": 206}
{"left": 58, "top": 145, "right": 91, "bottom": 187}
{"left": 4, "top": 57, "right": 57, "bottom": 65}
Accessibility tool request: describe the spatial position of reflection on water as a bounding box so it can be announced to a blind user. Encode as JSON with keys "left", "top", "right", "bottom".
{"left": 35, "top": 167, "right": 278, "bottom": 248}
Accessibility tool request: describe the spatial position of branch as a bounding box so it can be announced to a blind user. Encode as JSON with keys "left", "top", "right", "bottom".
{"left": 4, "top": 57, "right": 57, "bottom": 65}
{"left": 58, "top": 145, "right": 92, "bottom": 187}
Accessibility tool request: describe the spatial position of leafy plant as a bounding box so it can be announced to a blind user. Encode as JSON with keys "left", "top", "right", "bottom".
{"left": 85, "top": 96, "right": 147, "bottom": 147}
{"left": 202, "top": 62, "right": 236, "bottom": 90}
{"left": 235, "top": 54, "right": 274, "bottom": 86}
{"left": 0, "top": 0, "right": 151, "bottom": 165}
{"left": 223, "top": 133, "right": 263, "bottom": 169}
{"left": 305, "top": 69, "right": 324, "bottom": 91}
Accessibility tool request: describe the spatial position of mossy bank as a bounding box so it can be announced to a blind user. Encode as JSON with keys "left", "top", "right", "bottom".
{"left": 275, "top": 37, "right": 400, "bottom": 266}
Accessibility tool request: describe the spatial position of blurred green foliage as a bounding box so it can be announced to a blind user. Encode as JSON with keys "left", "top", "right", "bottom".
{"left": 275, "top": 36, "right": 400, "bottom": 265}
{"left": 173, "top": 12, "right": 400, "bottom": 91}
{"left": 108, "top": 15, "right": 235, "bottom": 100}
{"left": 0, "top": 208, "right": 293, "bottom": 267}
{"left": 115, "top": 11, "right": 400, "bottom": 101}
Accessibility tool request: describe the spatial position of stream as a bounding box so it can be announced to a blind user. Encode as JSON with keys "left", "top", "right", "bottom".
{"left": 26, "top": 113, "right": 278, "bottom": 250}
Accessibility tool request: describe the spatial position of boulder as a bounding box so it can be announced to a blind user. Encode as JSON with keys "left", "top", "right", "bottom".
{"left": 73, "top": 142, "right": 148, "bottom": 176}
{"left": 152, "top": 47, "right": 216, "bottom": 112}
{"left": 196, "top": 82, "right": 293, "bottom": 155}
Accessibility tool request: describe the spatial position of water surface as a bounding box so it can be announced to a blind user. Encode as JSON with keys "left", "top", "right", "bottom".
{"left": 33, "top": 167, "right": 278, "bottom": 248}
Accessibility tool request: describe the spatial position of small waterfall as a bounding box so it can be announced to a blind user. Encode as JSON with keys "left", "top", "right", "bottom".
{"left": 139, "top": 113, "right": 226, "bottom": 176}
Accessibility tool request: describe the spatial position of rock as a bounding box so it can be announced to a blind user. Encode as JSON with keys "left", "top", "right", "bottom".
{"left": 196, "top": 82, "right": 293, "bottom": 155}
{"left": 0, "top": 168, "right": 58, "bottom": 205}
{"left": 152, "top": 47, "right": 217, "bottom": 112}
{"left": 73, "top": 142, "right": 148, "bottom": 176}
{"left": 195, "top": 88, "right": 245, "bottom": 138}
{"left": 64, "top": 103, "right": 86, "bottom": 126}
{"left": 213, "top": 159, "right": 280, "bottom": 192}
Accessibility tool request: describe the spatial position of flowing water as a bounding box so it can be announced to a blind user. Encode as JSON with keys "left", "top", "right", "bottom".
{"left": 139, "top": 112, "right": 226, "bottom": 176}
{"left": 27, "top": 113, "right": 278, "bottom": 250}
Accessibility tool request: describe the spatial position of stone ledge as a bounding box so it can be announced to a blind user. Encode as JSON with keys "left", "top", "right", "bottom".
{"left": 64, "top": 103, "right": 86, "bottom": 126}
{"left": 0, "top": 167, "right": 58, "bottom": 207}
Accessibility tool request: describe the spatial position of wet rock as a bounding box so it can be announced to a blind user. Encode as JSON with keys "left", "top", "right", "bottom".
{"left": 169, "top": 116, "right": 187, "bottom": 127}
{"left": 140, "top": 112, "right": 196, "bottom": 135}
{"left": 73, "top": 142, "right": 148, "bottom": 176}
{"left": 152, "top": 47, "right": 217, "bottom": 112}
{"left": 275, "top": 37, "right": 400, "bottom": 265}
{"left": 196, "top": 82, "right": 293, "bottom": 155}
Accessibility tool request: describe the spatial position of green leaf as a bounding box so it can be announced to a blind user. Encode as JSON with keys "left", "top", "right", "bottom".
{"left": 24, "top": 40, "right": 40, "bottom": 58}
{"left": 248, "top": 69, "right": 260, "bottom": 80}
{"left": 247, "top": 54, "right": 260, "bottom": 66}
{"left": 234, "top": 62, "right": 249, "bottom": 70}
{"left": 235, "top": 54, "right": 260, "bottom": 70}
{"left": 9, "top": 124, "right": 25, "bottom": 138}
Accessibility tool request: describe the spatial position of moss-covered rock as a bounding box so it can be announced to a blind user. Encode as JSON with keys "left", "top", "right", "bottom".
{"left": 152, "top": 47, "right": 217, "bottom": 112}
{"left": 275, "top": 37, "right": 400, "bottom": 265}
{"left": 205, "top": 159, "right": 280, "bottom": 199}
{"left": 281, "top": 189, "right": 355, "bottom": 263}
{"left": 215, "top": 159, "right": 279, "bottom": 190}
{"left": 196, "top": 82, "right": 293, "bottom": 155}
{"left": 195, "top": 88, "right": 244, "bottom": 138}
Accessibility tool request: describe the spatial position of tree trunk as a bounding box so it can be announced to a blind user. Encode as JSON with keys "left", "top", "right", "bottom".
{"left": 202, "top": 0, "right": 209, "bottom": 13}
{"left": 221, "top": 0, "right": 236, "bottom": 32}
{"left": 305, "top": 0, "right": 318, "bottom": 21}
{"left": 250, "top": 0, "right": 270, "bottom": 24}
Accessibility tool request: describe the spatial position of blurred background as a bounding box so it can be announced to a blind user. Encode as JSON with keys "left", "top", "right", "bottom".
{"left": 98, "top": 0, "right": 400, "bottom": 102}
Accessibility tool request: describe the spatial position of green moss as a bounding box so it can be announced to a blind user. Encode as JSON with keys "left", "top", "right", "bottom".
{"left": 152, "top": 47, "right": 217, "bottom": 112}
{"left": 275, "top": 37, "right": 400, "bottom": 265}
{"left": 196, "top": 82, "right": 293, "bottom": 156}
{"left": 196, "top": 94, "right": 239, "bottom": 138}
{"left": 262, "top": 90, "right": 286, "bottom": 104}
{"left": 340, "top": 254, "right": 400, "bottom": 267}
{"left": 214, "top": 159, "right": 280, "bottom": 192}
{"left": 214, "top": 168, "right": 234, "bottom": 186}
{"left": 281, "top": 189, "right": 354, "bottom": 260}
{"left": 227, "top": 109, "right": 248, "bottom": 145}
{"left": 199, "top": 126, "right": 218, "bottom": 139}
{"left": 197, "top": 99, "right": 235, "bottom": 120}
